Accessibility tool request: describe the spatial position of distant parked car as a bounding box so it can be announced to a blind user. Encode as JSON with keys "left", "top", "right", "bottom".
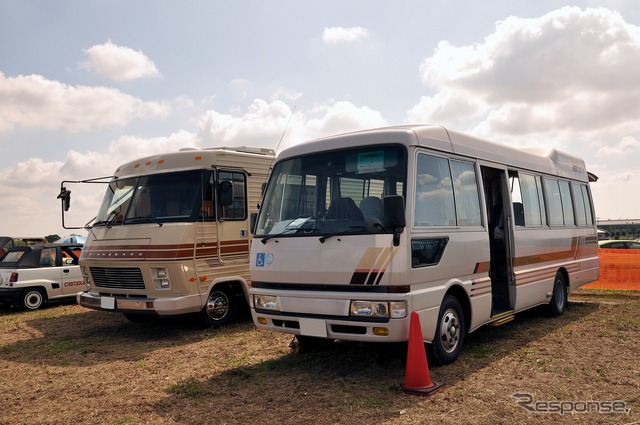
{"left": 0, "top": 236, "right": 48, "bottom": 258}
{"left": 0, "top": 243, "right": 84, "bottom": 310}
{"left": 598, "top": 240, "right": 640, "bottom": 249}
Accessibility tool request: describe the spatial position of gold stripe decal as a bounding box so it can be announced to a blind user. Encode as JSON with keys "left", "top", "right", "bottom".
{"left": 350, "top": 247, "right": 399, "bottom": 285}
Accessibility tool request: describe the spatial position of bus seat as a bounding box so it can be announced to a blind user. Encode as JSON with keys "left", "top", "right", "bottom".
{"left": 326, "top": 197, "right": 365, "bottom": 221}
{"left": 513, "top": 202, "right": 525, "bottom": 226}
{"left": 359, "top": 196, "right": 383, "bottom": 221}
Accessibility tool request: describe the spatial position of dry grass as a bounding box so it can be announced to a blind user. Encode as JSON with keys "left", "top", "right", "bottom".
{"left": 0, "top": 288, "right": 638, "bottom": 425}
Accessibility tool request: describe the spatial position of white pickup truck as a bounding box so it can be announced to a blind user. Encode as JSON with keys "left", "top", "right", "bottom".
{"left": 0, "top": 243, "right": 84, "bottom": 310}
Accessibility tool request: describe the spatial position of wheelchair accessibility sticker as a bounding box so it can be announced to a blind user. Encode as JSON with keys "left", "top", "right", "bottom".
{"left": 255, "top": 253, "right": 273, "bottom": 267}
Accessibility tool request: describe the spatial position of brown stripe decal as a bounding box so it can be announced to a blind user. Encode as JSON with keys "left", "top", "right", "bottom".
{"left": 85, "top": 240, "right": 248, "bottom": 261}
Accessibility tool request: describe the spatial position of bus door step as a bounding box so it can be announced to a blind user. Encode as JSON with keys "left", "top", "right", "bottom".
{"left": 489, "top": 310, "right": 515, "bottom": 326}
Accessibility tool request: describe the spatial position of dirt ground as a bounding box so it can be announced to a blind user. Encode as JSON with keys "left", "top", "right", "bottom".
{"left": 0, "top": 288, "right": 638, "bottom": 425}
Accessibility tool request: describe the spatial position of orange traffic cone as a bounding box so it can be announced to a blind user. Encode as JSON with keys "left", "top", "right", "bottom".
{"left": 400, "top": 311, "right": 443, "bottom": 395}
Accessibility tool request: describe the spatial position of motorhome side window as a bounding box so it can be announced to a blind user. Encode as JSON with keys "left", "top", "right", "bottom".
{"left": 414, "top": 153, "right": 481, "bottom": 227}
{"left": 218, "top": 171, "right": 247, "bottom": 220}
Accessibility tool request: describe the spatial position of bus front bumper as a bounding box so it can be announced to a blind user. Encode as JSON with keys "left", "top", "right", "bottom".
{"left": 77, "top": 291, "right": 203, "bottom": 315}
{"left": 251, "top": 309, "right": 414, "bottom": 343}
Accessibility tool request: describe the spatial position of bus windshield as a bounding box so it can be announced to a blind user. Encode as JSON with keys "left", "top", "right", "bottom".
{"left": 255, "top": 145, "right": 406, "bottom": 237}
{"left": 93, "top": 170, "right": 211, "bottom": 226}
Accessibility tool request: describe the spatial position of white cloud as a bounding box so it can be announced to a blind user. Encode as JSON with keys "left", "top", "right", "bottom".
{"left": 303, "top": 100, "right": 387, "bottom": 140}
{"left": 0, "top": 72, "right": 170, "bottom": 133}
{"left": 416, "top": 6, "right": 640, "bottom": 137}
{"left": 195, "top": 99, "right": 294, "bottom": 149}
{"left": 229, "top": 79, "right": 253, "bottom": 100}
{"left": 322, "top": 26, "right": 369, "bottom": 44}
{"left": 596, "top": 136, "right": 640, "bottom": 156}
{"left": 82, "top": 40, "right": 161, "bottom": 81}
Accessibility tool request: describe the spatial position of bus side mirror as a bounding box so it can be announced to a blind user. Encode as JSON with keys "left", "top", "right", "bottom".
{"left": 383, "top": 195, "right": 405, "bottom": 247}
{"left": 383, "top": 195, "right": 406, "bottom": 229}
{"left": 218, "top": 180, "right": 233, "bottom": 206}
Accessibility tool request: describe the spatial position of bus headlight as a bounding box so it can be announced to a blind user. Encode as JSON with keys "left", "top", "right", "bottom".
{"left": 254, "top": 295, "right": 280, "bottom": 311}
{"left": 151, "top": 267, "right": 171, "bottom": 290}
{"left": 350, "top": 300, "right": 407, "bottom": 319}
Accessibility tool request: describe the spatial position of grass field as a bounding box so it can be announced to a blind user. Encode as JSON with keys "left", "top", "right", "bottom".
{"left": 0, "top": 288, "right": 638, "bottom": 425}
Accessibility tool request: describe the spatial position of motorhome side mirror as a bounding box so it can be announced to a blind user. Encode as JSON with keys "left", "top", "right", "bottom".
{"left": 250, "top": 212, "right": 258, "bottom": 234}
{"left": 218, "top": 180, "right": 233, "bottom": 206}
{"left": 57, "top": 187, "right": 71, "bottom": 212}
{"left": 383, "top": 195, "right": 406, "bottom": 229}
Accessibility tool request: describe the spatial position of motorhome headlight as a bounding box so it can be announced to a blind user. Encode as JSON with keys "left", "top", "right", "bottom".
{"left": 151, "top": 267, "right": 171, "bottom": 290}
{"left": 350, "top": 300, "right": 407, "bottom": 319}
{"left": 253, "top": 295, "right": 280, "bottom": 311}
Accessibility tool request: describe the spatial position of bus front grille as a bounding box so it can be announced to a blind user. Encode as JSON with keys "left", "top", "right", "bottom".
{"left": 90, "top": 267, "right": 146, "bottom": 290}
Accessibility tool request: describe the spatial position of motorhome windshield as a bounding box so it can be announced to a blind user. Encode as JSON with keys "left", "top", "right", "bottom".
{"left": 94, "top": 170, "right": 211, "bottom": 226}
{"left": 255, "top": 145, "right": 406, "bottom": 237}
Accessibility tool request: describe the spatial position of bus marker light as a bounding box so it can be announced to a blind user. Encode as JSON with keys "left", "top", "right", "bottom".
{"left": 373, "top": 327, "right": 389, "bottom": 336}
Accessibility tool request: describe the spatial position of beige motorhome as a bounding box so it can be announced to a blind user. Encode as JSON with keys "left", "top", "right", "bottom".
{"left": 61, "top": 146, "right": 274, "bottom": 326}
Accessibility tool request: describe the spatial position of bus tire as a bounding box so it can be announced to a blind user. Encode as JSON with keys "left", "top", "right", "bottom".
{"left": 547, "top": 272, "right": 567, "bottom": 317}
{"left": 428, "top": 295, "right": 465, "bottom": 366}
{"left": 196, "top": 287, "right": 236, "bottom": 328}
{"left": 21, "top": 288, "right": 46, "bottom": 310}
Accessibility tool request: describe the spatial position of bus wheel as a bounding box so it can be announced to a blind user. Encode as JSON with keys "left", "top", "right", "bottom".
{"left": 547, "top": 272, "right": 567, "bottom": 317}
{"left": 21, "top": 288, "right": 46, "bottom": 310}
{"left": 197, "top": 287, "right": 236, "bottom": 328}
{"left": 428, "top": 295, "right": 465, "bottom": 366}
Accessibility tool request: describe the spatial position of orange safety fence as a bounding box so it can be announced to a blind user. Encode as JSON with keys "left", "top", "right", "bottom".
{"left": 583, "top": 249, "right": 640, "bottom": 291}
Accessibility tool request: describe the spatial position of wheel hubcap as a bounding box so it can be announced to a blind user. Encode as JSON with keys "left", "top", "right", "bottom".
{"left": 25, "top": 292, "right": 42, "bottom": 309}
{"left": 206, "top": 292, "right": 229, "bottom": 320}
{"left": 440, "top": 308, "right": 460, "bottom": 353}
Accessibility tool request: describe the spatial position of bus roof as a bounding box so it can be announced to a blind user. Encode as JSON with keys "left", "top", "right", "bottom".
{"left": 113, "top": 146, "right": 275, "bottom": 178}
{"left": 277, "top": 125, "right": 591, "bottom": 182}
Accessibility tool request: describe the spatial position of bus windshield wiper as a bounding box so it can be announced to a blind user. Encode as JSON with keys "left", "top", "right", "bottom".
{"left": 318, "top": 218, "right": 388, "bottom": 243}
{"left": 318, "top": 225, "right": 367, "bottom": 243}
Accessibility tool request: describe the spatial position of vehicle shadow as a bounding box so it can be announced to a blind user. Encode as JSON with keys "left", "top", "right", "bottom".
{"left": 0, "top": 304, "right": 254, "bottom": 367}
{"left": 153, "top": 301, "right": 602, "bottom": 424}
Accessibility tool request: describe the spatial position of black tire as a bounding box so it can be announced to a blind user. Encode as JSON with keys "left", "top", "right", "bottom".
{"left": 547, "top": 272, "right": 567, "bottom": 317}
{"left": 428, "top": 295, "right": 466, "bottom": 366}
{"left": 21, "top": 288, "right": 47, "bottom": 311}
{"left": 196, "top": 287, "right": 236, "bottom": 328}
{"left": 293, "top": 335, "right": 334, "bottom": 353}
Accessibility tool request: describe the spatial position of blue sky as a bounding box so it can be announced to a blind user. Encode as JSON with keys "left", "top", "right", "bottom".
{"left": 1, "top": 1, "right": 640, "bottom": 237}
